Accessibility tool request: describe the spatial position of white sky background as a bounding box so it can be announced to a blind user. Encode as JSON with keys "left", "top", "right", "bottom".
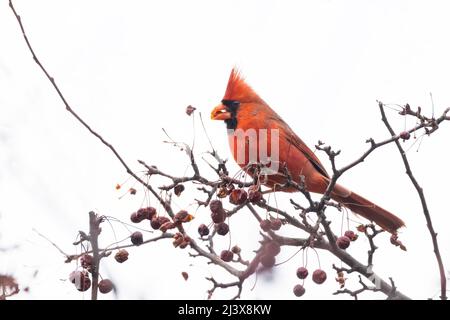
{"left": 1, "top": 0, "right": 449, "bottom": 300}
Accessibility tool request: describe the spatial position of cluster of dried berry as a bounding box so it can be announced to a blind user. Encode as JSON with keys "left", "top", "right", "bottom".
{"left": 69, "top": 254, "right": 113, "bottom": 294}
{"left": 293, "top": 267, "right": 327, "bottom": 297}
{"left": 130, "top": 206, "right": 194, "bottom": 249}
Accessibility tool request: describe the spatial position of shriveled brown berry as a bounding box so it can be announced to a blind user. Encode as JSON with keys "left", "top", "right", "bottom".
{"left": 150, "top": 217, "right": 161, "bottom": 229}
{"left": 229, "top": 189, "right": 248, "bottom": 205}
{"left": 74, "top": 271, "right": 91, "bottom": 292}
{"left": 211, "top": 210, "right": 226, "bottom": 224}
{"left": 98, "top": 279, "right": 114, "bottom": 294}
{"left": 296, "top": 267, "right": 309, "bottom": 279}
{"left": 209, "top": 200, "right": 223, "bottom": 213}
{"left": 248, "top": 186, "right": 263, "bottom": 203}
{"left": 137, "top": 207, "right": 156, "bottom": 220}
{"left": 129, "top": 188, "right": 137, "bottom": 195}
{"left": 217, "top": 187, "right": 228, "bottom": 198}
{"left": 220, "top": 250, "right": 234, "bottom": 262}
{"left": 80, "top": 254, "right": 93, "bottom": 271}
{"left": 130, "top": 212, "right": 142, "bottom": 223}
{"left": 174, "top": 210, "right": 193, "bottom": 223}
{"left": 174, "top": 184, "right": 185, "bottom": 196}
{"left": 231, "top": 245, "right": 241, "bottom": 254}
{"left": 215, "top": 222, "right": 229, "bottom": 236}
{"left": 173, "top": 233, "right": 184, "bottom": 248}
{"left": 270, "top": 218, "right": 282, "bottom": 231}
{"left": 356, "top": 224, "right": 366, "bottom": 233}
{"left": 312, "top": 269, "right": 327, "bottom": 284}
{"left": 146, "top": 207, "right": 157, "bottom": 219}
{"left": 390, "top": 234, "right": 407, "bottom": 251}
{"left": 400, "top": 131, "right": 411, "bottom": 140}
{"left": 264, "top": 241, "right": 281, "bottom": 257}
{"left": 151, "top": 216, "right": 170, "bottom": 230}
{"left": 160, "top": 221, "right": 177, "bottom": 232}
{"left": 198, "top": 224, "right": 210, "bottom": 237}
{"left": 186, "top": 105, "right": 196, "bottom": 116}
{"left": 260, "top": 219, "right": 271, "bottom": 232}
{"left": 260, "top": 254, "right": 276, "bottom": 268}
{"left": 344, "top": 230, "right": 358, "bottom": 241}
{"left": 136, "top": 208, "right": 148, "bottom": 221}
{"left": 114, "top": 249, "right": 129, "bottom": 263}
{"left": 181, "top": 271, "right": 189, "bottom": 281}
{"left": 179, "top": 239, "right": 191, "bottom": 249}
{"left": 130, "top": 231, "right": 144, "bottom": 246}
{"left": 336, "top": 236, "right": 351, "bottom": 249}
{"left": 293, "top": 284, "right": 306, "bottom": 297}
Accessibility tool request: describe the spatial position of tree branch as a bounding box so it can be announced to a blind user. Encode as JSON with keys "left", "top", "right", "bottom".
{"left": 379, "top": 101, "right": 447, "bottom": 300}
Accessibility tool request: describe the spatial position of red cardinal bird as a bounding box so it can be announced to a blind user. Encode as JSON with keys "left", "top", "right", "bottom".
{"left": 211, "top": 68, "right": 405, "bottom": 234}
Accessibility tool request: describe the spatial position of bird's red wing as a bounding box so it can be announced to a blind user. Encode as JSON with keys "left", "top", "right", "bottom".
{"left": 268, "top": 114, "right": 329, "bottom": 179}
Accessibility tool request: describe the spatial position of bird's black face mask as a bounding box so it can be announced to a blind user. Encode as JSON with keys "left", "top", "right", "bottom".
{"left": 221, "top": 99, "right": 240, "bottom": 130}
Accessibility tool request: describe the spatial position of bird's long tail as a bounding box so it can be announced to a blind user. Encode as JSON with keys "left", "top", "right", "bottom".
{"left": 331, "top": 184, "right": 405, "bottom": 234}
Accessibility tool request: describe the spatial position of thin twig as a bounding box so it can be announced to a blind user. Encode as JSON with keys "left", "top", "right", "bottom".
{"left": 379, "top": 101, "right": 447, "bottom": 300}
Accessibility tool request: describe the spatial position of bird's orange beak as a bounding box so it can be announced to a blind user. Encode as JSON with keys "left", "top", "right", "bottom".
{"left": 211, "top": 104, "right": 232, "bottom": 121}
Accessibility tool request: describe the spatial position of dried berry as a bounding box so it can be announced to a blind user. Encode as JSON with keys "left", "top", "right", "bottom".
{"left": 131, "top": 231, "right": 144, "bottom": 246}
{"left": 356, "top": 224, "right": 367, "bottom": 233}
{"left": 312, "top": 269, "right": 327, "bottom": 284}
{"left": 260, "top": 254, "right": 276, "bottom": 268}
{"left": 73, "top": 271, "right": 91, "bottom": 292}
{"left": 400, "top": 131, "right": 411, "bottom": 140}
{"left": 174, "top": 184, "right": 185, "bottom": 196}
{"left": 220, "top": 250, "right": 234, "bottom": 262}
{"left": 390, "top": 234, "right": 407, "bottom": 251}
{"left": 231, "top": 245, "right": 241, "bottom": 254}
{"left": 80, "top": 254, "right": 93, "bottom": 271}
{"left": 146, "top": 207, "right": 157, "bottom": 219}
{"left": 198, "top": 224, "right": 210, "bottom": 237}
{"left": 114, "top": 249, "right": 129, "bottom": 263}
{"left": 344, "top": 230, "right": 358, "bottom": 241}
{"left": 130, "top": 212, "right": 142, "bottom": 223}
{"left": 137, "top": 207, "right": 156, "bottom": 220}
{"left": 217, "top": 187, "right": 228, "bottom": 198}
{"left": 293, "top": 284, "right": 306, "bottom": 297}
{"left": 229, "top": 189, "right": 248, "bottom": 205}
{"left": 296, "top": 267, "right": 309, "bottom": 279}
{"left": 215, "top": 222, "right": 229, "bottom": 236}
{"left": 186, "top": 105, "right": 196, "bottom": 116}
{"left": 161, "top": 221, "right": 177, "bottom": 232}
{"left": 264, "top": 241, "right": 281, "bottom": 257}
{"left": 336, "top": 236, "right": 351, "bottom": 249}
{"left": 151, "top": 216, "right": 170, "bottom": 230}
{"left": 172, "top": 233, "right": 184, "bottom": 247}
{"left": 179, "top": 236, "right": 191, "bottom": 249}
{"left": 248, "top": 186, "right": 263, "bottom": 203}
{"left": 210, "top": 200, "right": 223, "bottom": 213}
{"left": 98, "top": 279, "right": 114, "bottom": 294}
{"left": 336, "top": 271, "right": 347, "bottom": 288}
{"left": 260, "top": 219, "right": 271, "bottom": 232}
{"left": 211, "top": 210, "right": 226, "bottom": 224}
{"left": 181, "top": 271, "right": 189, "bottom": 281}
{"left": 150, "top": 217, "right": 161, "bottom": 229}
{"left": 174, "top": 210, "right": 193, "bottom": 223}
{"left": 270, "top": 218, "right": 282, "bottom": 231}
{"left": 136, "top": 208, "right": 147, "bottom": 221}
{"left": 129, "top": 188, "right": 137, "bottom": 195}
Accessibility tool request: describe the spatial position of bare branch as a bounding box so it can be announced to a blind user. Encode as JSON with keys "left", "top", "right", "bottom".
{"left": 379, "top": 101, "right": 447, "bottom": 300}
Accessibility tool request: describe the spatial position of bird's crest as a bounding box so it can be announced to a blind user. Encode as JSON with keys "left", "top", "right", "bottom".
{"left": 223, "top": 68, "right": 261, "bottom": 102}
